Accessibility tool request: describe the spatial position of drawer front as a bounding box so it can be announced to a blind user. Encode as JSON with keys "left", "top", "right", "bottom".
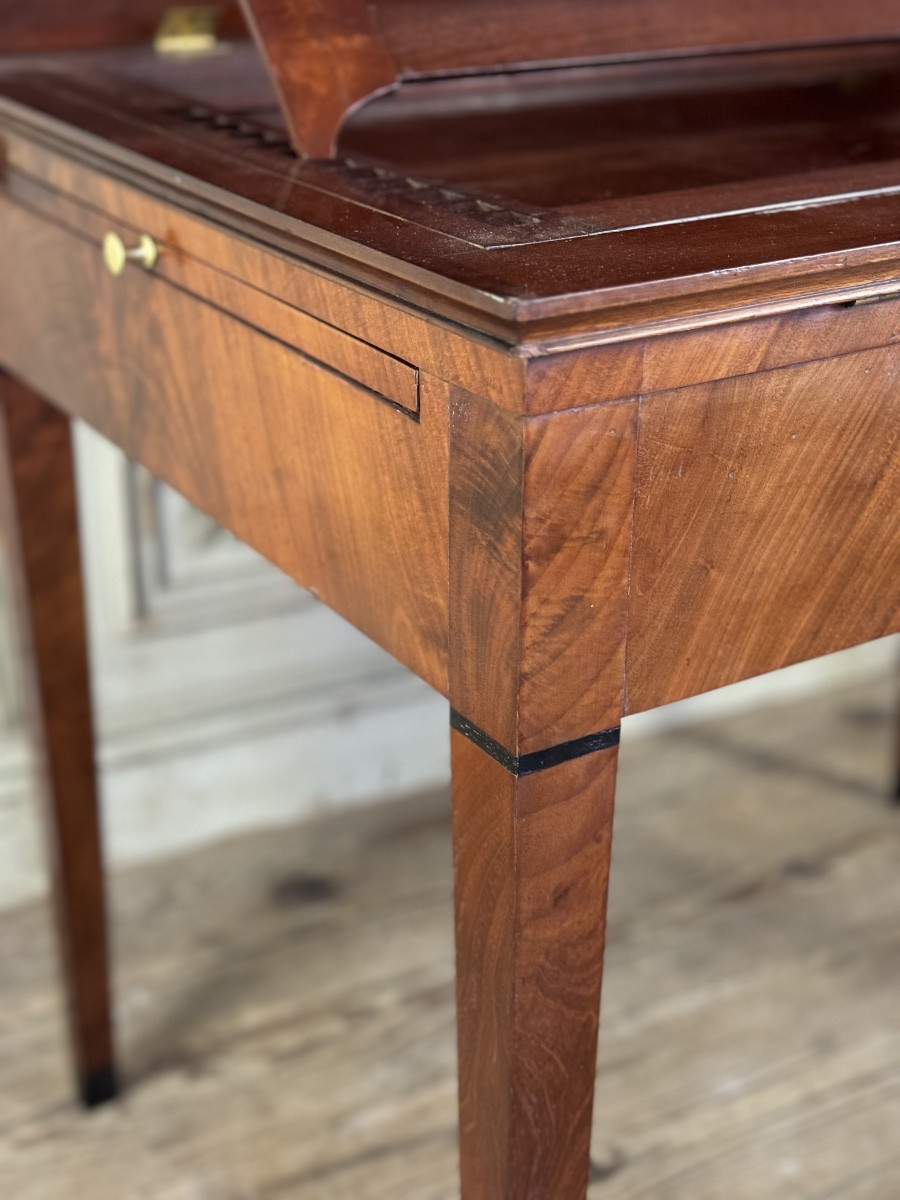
{"left": 0, "top": 193, "right": 449, "bottom": 691}
{"left": 1, "top": 125, "right": 524, "bottom": 410}
{"left": 626, "top": 346, "right": 900, "bottom": 713}
{"left": 9, "top": 171, "right": 420, "bottom": 415}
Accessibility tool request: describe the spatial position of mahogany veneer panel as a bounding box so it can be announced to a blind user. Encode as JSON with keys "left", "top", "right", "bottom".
{"left": 346, "top": 50, "right": 900, "bottom": 219}
{"left": 518, "top": 404, "right": 635, "bottom": 749}
{"left": 449, "top": 392, "right": 635, "bottom": 754}
{"left": 3, "top": 60, "right": 900, "bottom": 342}
{"left": 9, "top": 171, "right": 421, "bottom": 414}
{"left": 8, "top": 114, "right": 900, "bottom": 424}
{"left": 373, "top": 0, "right": 900, "bottom": 68}
{"left": 239, "top": 0, "right": 900, "bottom": 155}
{"left": 0, "top": 135, "right": 528, "bottom": 410}
{"left": 0, "top": 194, "right": 449, "bottom": 691}
{"left": 524, "top": 296, "right": 900, "bottom": 414}
{"left": 448, "top": 394, "right": 522, "bottom": 749}
{"left": 626, "top": 347, "right": 900, "bottom": 713}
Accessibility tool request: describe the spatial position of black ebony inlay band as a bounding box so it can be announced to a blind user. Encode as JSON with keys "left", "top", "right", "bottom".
{"left": 79, "top": 1065, "right": 119, "bottom": 1109}
{"left": 450, "top": 709, "right": 620, "bottom": 776}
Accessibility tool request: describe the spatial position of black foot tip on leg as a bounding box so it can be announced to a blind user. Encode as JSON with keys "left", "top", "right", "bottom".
{"left": 79, "top": 1066, "right": 119, "bottom": 1108}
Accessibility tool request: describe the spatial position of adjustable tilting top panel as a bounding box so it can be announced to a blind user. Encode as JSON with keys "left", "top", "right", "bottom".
{"left": 237, "top": 0, "right": 900, "bottom": 156}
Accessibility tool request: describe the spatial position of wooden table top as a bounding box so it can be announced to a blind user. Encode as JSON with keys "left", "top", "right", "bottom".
{"left": 2, "top": 39, "right": 900, "bottom": 346}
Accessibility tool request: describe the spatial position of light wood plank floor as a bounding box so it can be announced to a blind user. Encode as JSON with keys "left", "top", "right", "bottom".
{"left": 1, "top": 676, "right": 898, "bottom": 1199}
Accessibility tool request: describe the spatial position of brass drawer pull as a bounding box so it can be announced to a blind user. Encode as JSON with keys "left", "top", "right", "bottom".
{"left": 102, "top": 231, "right": 158, "bottom": 277}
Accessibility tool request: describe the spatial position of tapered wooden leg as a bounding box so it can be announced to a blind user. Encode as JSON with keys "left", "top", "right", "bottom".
{"left": 0, "top": 375, "right": 116, "bottom": 1107}
{"left": 452, "top": 725, "right": 619, "bottom": 1200}
{"left": 448, "top": 382, "right": 635, "bottom": 1197}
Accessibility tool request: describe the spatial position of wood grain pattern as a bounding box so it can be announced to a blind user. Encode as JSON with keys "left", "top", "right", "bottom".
{"left": 0, "top": 139, "right": 529, "bottom": 410}
{"left": 7, "top": 127, "right": 900, "bottom": 420}
{"left": 519, "top": 406, "right": 636, "bottom": 751}
{"left": 447, "top": 390, "right": 633, "bottom": 1196}
{"left": 239, "top": 0, "right": 900, "bottom": 156}
{"left": 0, "top": 194, "right": 449, "bottom": 692}
{"left": 0, "top": 374, "right": 114, "bottom": 1105}
{"left": 524, "top": 293, "right": 900, "bottom": 415}
{"left": 449, "top": 391, "right": 636, "bottom": 753}
{"left": 452, "top": 730, "right": 618, "bottom": 1200}
{"left": 346, "top": 44, "right": 900, "bottom": 227}
{"left": 448, "top": 394, "right": 522, "bottom": 749}
{"left": 5, "top": 172, "right": 420, "bottom": 413}
{"left": 7, "top": 103, "right": 900, "bottom": 423}
{"left": 373, "top": 1, "right": 900, "bottom": 75}
{"left": 626, "top": 346, "right": 900, "bottom": 713}
{"left": 238, "top": 0, "right": 394, "bottom": 158}
{"left": 3, "top": 62, "right": 900, "bottom": 346}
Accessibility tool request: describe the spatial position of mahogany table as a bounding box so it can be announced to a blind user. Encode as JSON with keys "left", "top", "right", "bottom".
{"left": 0, "top": 34, "right": 898, "bottom": 1200}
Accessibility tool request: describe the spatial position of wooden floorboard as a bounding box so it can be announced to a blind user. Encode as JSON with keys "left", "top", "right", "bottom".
{"left": 0, "top": 675, "right": 898, "bottom": 1198}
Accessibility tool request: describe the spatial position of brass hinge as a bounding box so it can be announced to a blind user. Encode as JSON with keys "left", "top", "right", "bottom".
{"left": 154, "top": 7, "right": 224, "bottom": 56}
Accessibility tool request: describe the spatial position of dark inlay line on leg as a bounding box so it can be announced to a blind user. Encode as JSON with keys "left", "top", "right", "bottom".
{"left": 451, "top": 710, "right": 518, "bottom": 772}
{"left": 451, "top": 709, "right": 620, "bottom": 775}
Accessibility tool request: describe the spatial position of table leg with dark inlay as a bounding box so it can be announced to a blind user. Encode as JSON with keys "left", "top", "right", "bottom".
{"left": 1, "top": 9, "right": 899, "bottom": 1198}
{"left": 451, "top": 731, "right": 620, "bottom": 1200}
{"left": 445, "top": 387, "right": 636, "bottom": 1197}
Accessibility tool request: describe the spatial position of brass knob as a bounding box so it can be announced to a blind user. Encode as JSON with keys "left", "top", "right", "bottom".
{"left": 102, "top": 231, "right": 158, "bottom": 277}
